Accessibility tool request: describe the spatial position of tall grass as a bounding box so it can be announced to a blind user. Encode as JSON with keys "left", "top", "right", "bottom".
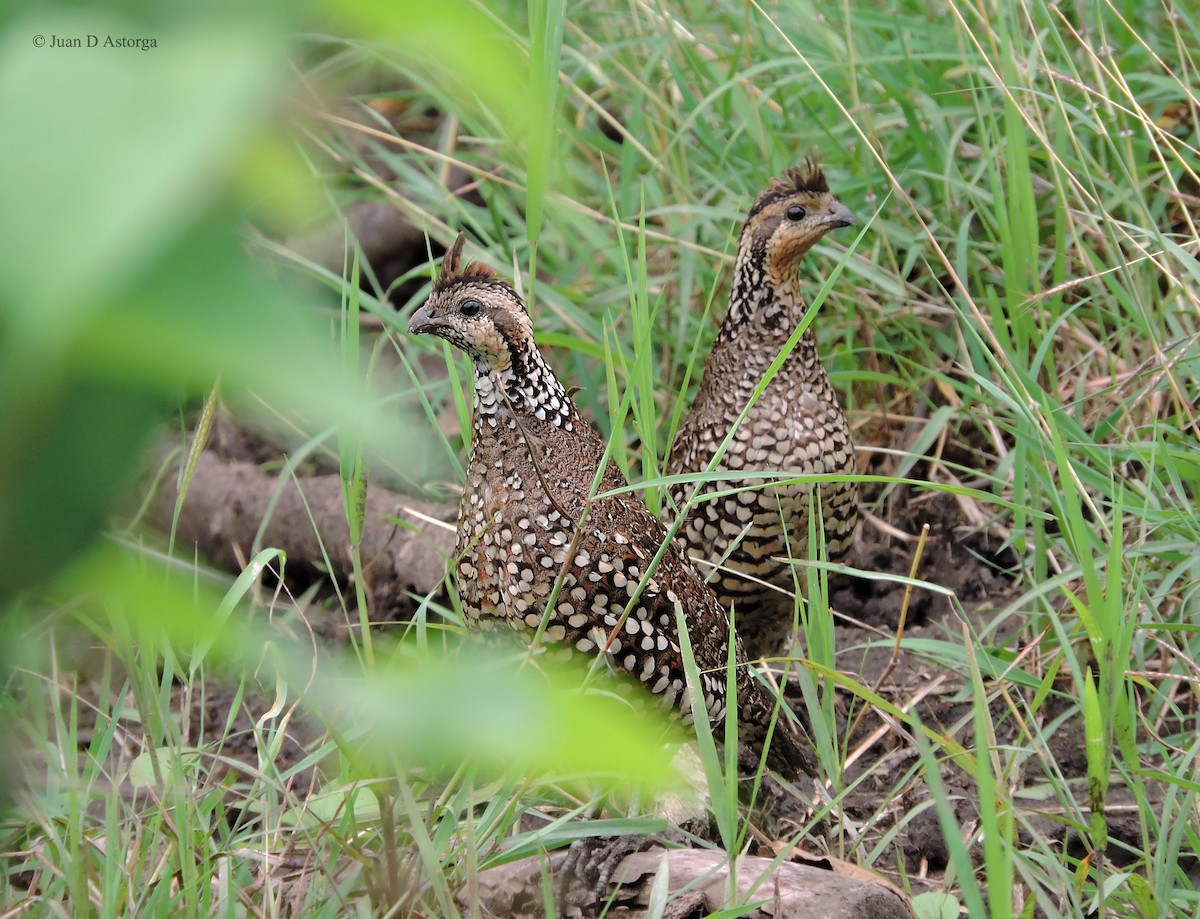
{"left": 3, "top": 0, "right": 1198, "bottom": 916}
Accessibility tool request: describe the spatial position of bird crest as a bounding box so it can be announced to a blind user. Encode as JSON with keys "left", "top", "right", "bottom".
{"left": 432, "top": 232, "right": 497, "bottom": 295}
{"left": 771, "top": 157, "right": 828, "bottom": 196}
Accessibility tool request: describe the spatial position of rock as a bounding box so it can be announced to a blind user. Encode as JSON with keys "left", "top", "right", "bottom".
{"left": 461, "top": 846, "right": 916, "bottom": 918}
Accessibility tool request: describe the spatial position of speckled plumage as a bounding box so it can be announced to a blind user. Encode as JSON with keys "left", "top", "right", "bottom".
{"left": 409, "top": 234, "right": 813, "bottom": 777}
{"left": 667, "top": 161, "right": 859, "bottom": 661}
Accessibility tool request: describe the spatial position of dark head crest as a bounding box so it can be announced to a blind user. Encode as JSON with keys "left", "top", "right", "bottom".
{"left": 432, "top": 232, "right": 498, "bottom": 295}
{"left": 775, "top": 157, "right": 828, "bottom": 195}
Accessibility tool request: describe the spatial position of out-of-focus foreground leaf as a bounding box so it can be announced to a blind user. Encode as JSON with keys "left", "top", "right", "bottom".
{"left": 60, "top": 544, "right": 681, "bottom": 789}
{"left": 0, "top": 6, "right": 313, "bottom": 596}
{"left": 0, "top": 0, "right": 526, "bottom": 598}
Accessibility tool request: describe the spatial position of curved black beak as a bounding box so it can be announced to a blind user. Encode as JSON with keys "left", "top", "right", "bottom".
{"left": 825, "top": 202, "right": 855, "bottom": 229}
{"left": 408, "top": 303, "right": 435, "bottom": 335}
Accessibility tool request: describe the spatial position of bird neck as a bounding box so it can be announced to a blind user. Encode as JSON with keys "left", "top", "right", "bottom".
{"left": 719, "top": 235, "right": 816, "bottom": 349}
{"left": 471, "top": 343, "right": 578, "bottom": 435}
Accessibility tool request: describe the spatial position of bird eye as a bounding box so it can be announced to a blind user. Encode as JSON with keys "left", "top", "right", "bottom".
{"left": 785, "top": 204, "right": 807, "bottom": 220}
{"left": 459, "top": 298, "right": 483, "bottom": 317}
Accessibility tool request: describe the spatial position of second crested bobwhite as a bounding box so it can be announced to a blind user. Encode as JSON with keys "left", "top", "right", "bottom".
{"left": 666, "top": 161, "right": 859, "bottom": 661}
{"left": 409, "top": 234, "right": 814, "bottom": 777}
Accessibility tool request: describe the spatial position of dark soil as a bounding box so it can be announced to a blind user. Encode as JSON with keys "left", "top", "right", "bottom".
{"left": 805, "top": 481, "right": 1102, "bottom": 894}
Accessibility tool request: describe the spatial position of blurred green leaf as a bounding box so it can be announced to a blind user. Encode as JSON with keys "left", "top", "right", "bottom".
{"left": 0, "top": 6, "right": 439, "bottom": 598}
{"left": 127, "top": 747, "right": 200, "bottom": 789}
{"left": 336, "top": 0, "right": 528, "bottom": 141}
{"left": 0, "top": 374, "right": 163, "bottom": 597}
{"left": 330, "top": 650, "right": 679, "bottom": 786}
{"left": 62, "top": 543, "right": 681, "bottom": 789}
{"left": 282, "top": 783, "right": 382, "bottom": 829}
{"left": 0, "top": 9, "right": 284, "bottom": 318}
{"left": 911, "top": 892, "right": 961, "bottom": 919}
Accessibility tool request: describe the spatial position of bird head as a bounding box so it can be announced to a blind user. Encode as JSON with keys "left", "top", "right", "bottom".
{"left": 741, "top": 159, "right": 855, "bottom": 272}
{"left": 409, "top": 233, "right": 534, "bottom": 371}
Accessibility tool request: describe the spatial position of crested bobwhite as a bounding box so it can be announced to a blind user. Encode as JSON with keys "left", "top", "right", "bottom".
{"left": 666, "top": 161, "right": 858, "bottom": 661}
